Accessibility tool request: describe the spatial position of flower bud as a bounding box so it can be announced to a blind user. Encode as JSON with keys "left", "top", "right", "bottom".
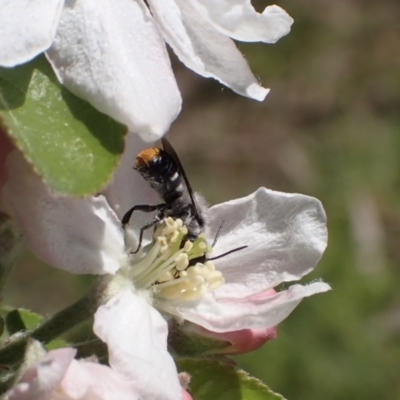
{"left": 168, "top": 323, "right": 276, "bottom": 357}
{"left": 168, "top": 289, "right": 278, "bottom": 356}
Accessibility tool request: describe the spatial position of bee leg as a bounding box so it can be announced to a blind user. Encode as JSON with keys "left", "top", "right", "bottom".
{"left": 132, "top": 218, "right": 160, "bottom": 254}
{"left": 122, "top": 204, "right": 165, "bottom": 226}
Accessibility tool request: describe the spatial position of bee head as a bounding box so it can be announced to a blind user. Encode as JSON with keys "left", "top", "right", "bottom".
{"left": 134, "top": 148, "right": 161, "bottom": 171}
{"left": 134, "top": 148, "right": 173, "bottom": 190}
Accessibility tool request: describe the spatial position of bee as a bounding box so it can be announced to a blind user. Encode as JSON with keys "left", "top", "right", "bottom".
{"left": 122, "top": 138, "right": 246, "bottom": 259}
{"left": 122, "top": 138, "right": 205, "bottom": 253}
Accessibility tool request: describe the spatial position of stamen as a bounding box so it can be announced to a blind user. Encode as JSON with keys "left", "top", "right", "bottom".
{"left": 157, "top": 271, "right": 174, "bottom": 283}
{"left": 184, "top": 241, "right": 193, "bottom": 252}
{"left": 127, "top": 217, "right": 225, "bottom": 302}
{"left": 175, "top": 253, "right": 189, "bottom": 271}
{"left": 199, "top": 242, "right": 207, "bottom": 250}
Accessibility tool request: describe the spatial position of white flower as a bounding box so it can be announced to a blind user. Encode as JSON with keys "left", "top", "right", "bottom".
{"left": 7, "top": 295, "right": 184, "bottom": 400}
{"left": 0, "top": 0, "right": 293, "bottom": 141}
{"left": 2, "top": 134, "right": 330, "bottom": 334}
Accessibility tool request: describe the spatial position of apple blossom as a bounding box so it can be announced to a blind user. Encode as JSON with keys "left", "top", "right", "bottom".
{"left": 2, "top": 134, "right": 330, "bottom": 340}
{"left": 8, "top": 347, "right": 143, "bottom": 400}
{"left": 7, "top": 288, "right": 188, "bottom": 400}
{"left": 0, "top": 0, "right": 293, "bottom": 141}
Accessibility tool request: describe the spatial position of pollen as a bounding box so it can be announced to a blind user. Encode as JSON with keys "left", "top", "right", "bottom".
{"left": 126, "top": 217, "right": 225, "bottom": 302}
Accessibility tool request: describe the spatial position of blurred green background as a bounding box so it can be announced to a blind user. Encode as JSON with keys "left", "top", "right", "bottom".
{"left": 4, "top": 0, "right": 400, "bottom": 399}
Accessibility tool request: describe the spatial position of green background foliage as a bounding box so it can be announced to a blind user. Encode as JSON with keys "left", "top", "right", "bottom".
{"left": 2, "top": 0, "right": 399, "bottom": 399}
{"left": 177, "top": 359, "right": 285, "bottom": 400}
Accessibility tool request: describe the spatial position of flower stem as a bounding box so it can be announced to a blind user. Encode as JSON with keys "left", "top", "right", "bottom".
{"left": 0, "top": 275, "right": 113, "bottom": 366}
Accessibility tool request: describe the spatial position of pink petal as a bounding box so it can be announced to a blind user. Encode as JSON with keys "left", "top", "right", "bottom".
{"left": 46, "top": 0, "right": 181, "bottom": 141}
{"left": 182, "top": 389, "right": 193, "bottom": 400}
{"left": 2, "top": 151, "right": 125, "bottom": 274}
{"left": 181, "top": 320, "right": 276, "bottom": 356}
{"left": 205, "top": 326, "right": 277, "bottom": 355}
{"left": 182, "top": 290, "right": 277, "bottom": 355}
{"left": 8, "top": 348, "right": 76, "bottom": 400}
{"left": 9, "top": 347, "right": 140, "bottom": 400}
{"left": 94, "top": 287, "right": 181, "bottom": 400}
{"left": 206, "top": 187, "right": 328, "bottom": 299}
{"left": 0, "top": 0, "right": 63, "bottom": 67}
{"left": 162, "top": 281, "right": 331, "bottom": 332}
{"left": 61, "top": 359, "right": 139, "bottom": 400}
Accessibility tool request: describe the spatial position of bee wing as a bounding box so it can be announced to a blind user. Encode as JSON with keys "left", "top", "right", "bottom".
{"left": 161, "top": 138, "right": 204, "bottom": 226}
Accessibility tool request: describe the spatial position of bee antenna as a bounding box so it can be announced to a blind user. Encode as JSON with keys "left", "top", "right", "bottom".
{"left": 208, "top": 245, "right": 248, "bottom": 261}
{"left": 212, "top": 220, "right": 225, "bottom": 248}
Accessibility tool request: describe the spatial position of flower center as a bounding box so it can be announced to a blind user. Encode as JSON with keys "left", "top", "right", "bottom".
{"left": 125, "top": 218, "right": 224, "bottom": 302}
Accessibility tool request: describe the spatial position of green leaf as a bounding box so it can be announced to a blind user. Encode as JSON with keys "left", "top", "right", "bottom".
{"left": 0, "top": 56, "right": 126, "bottom": 196}
{"left": 5, "top": 308, "right": 44, "bottom": 336}
{"left": 45, "top": 338, "right": 68, "bottom": 351}
{"left": 2, "top": 309, "right": 68, "bottom": 350}
{"left": 17, "top": 308, "right": 44, "bottom": 330}
{"left": 177, "top": 359, "right": 286, "bottom": 400}
{"left": 5, "top": 310, "right": 26, "bottom": 335}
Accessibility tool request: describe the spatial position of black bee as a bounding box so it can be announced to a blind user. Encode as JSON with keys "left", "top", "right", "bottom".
{"left": 122, "top": 138, "right": 205, "bottom": 252}
{"left": 122, "top": 138, "right": 246, "bottom": 259}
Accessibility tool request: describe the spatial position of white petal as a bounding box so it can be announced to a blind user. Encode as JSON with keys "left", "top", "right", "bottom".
{"left": 207, "top": 187, "right": 328, "bottom": 299}
{"left": 46, "top": 0, "right": 181, "bottom": 141}
{"left": 94, "top": 287, "right": 181, "bottom": 400}
{"left": 149, "top": 0, "right": 269, "bottom": 101}
{"left": 190, "top": 0, "right": 293, "bottom": 43}
{"left": 2, "top": 151, "right": 126, "bottom": 275}
{"left": 0, "top": 0, "right": 63, "bottom": 67}
{"left": 163, "top": 282, "right": 331, "bottom": 332}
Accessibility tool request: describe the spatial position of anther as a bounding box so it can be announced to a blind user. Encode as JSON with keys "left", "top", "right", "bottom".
{"left": 184, "top": 241, "right": 193, "bottom": 252}
{"left": 176, "top": 254, "right": 189, "bottom": 270}
{"left": 130, "top": 217, "right": 225, "bottom": 302}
